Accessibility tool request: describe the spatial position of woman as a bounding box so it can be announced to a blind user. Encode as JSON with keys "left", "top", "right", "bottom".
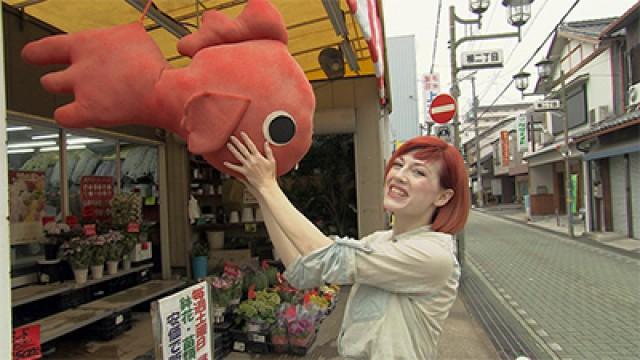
{"left": 225, "top": 133, "right": 470, "bottom": 359}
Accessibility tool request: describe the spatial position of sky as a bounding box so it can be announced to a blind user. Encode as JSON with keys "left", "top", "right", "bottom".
{"left": 381, "top": 0, "right": 638, "bottom": 121}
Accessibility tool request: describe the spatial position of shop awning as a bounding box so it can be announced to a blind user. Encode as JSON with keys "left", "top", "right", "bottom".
{"left": 583, "top": 141, "right": 640, "bottom": 161}
{"left": 4, "top": 0, "right": 388, "bottom": 101}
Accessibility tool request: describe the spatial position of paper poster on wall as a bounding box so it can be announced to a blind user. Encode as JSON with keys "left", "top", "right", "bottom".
{"left": 13, "top": 324, "right": 41, "bottom": 360}
{"left": 157, "top": 282, "right": 213, "bottom": 360}
{"left": 9, "top": 170, "right": 46, "bottom": 244}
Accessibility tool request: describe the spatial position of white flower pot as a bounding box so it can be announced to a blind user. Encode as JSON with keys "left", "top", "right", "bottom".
{"left": 122, "top": 257, "right": 132, "bottom": 271}
{"left": 91, "top": 264, "right": 104, "bottom": 280}
{"left": 73, "top": 268, "right": 89, "bottom": 284}
{"left": 106, "top": 261, "right": 119, "bottom": 275}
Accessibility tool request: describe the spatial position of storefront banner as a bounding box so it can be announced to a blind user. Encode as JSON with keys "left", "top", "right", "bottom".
{"left": 13, "top": 324, "right": 41, "bottom": 360}
{"left": 9, "top": 171, "right": 45, "bottom": 244}
{"left": 500, "top": 131, "right": 510, "bottom": 166}
{"left": 517, "top": 113, "right": 528, "bottom": 152}
{"left": 158, "top": 282, "right": 212, "bottom": 360}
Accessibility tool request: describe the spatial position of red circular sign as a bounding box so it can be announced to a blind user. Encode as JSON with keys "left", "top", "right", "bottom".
{"left": 429, "top": 94, "right": 457, "bottom": 124}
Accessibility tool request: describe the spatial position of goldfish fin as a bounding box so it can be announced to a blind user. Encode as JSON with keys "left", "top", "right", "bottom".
{"left": 181, "top": 92, "right": 251, "bottom": 154}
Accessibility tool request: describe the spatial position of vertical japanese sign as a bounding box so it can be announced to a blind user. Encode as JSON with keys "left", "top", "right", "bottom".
{"left": 423, "top": 73, "right": 440, "bottom": 124}
{"left": 158, "top": 282, "right": 212, "bottom": 360}
{"left": 516, "top": 113, "right": 528, "bottom": 152}
{"left": 13, "top": 324, "right": 41, "bottom": 360}
{"left": 500, "top": 131, "right": 510, "bottom": 166}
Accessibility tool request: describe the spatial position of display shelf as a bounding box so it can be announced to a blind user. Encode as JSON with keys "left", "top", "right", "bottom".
{"left": 12, "top": 263, "right": 153, "bottom": 308}
{"left": 25, "top": 279, "right": 186, "bottom": 344}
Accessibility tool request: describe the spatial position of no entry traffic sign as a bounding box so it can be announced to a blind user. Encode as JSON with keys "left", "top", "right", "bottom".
{"left": 429, "top": 94, "right": 457, "bottom": 124}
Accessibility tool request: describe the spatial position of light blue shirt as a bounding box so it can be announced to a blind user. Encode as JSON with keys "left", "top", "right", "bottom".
{"left": 284, "top": 226, "right": 460, "bottom": 359}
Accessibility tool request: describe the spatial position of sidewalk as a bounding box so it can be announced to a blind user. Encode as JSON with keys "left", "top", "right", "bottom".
{"left": 475, "top": 204, "right": 640, "bottom": 256}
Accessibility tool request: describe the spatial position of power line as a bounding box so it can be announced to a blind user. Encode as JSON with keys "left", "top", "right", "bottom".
{"left": 429, "top": 0, "right": 443, "bottom": 74}
{"left": 478, "top": 0, "right": 551, "bottom": 103}
{"left": 477, "top": 0, "right": 582, "bottom": 119}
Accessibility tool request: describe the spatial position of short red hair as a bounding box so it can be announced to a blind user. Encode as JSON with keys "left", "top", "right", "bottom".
{"left": 384, "top": 136, "right": 470, "bottom": 235}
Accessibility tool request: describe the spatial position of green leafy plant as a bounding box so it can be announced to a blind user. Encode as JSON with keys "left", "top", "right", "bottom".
{"left": 120, "top": 233, "right": 138, "bottom": 260}
{"left": 234, "top": 290, "right": 281, "bottom": 325}
{"left": 192, "top": 239, "right": 209, "bottom": 257}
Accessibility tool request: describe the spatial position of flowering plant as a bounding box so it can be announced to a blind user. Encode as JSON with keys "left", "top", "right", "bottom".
{"left": 89, "top": 235, "right": 107, "bottom": 266}
{"left": 102, "top": 231, "right": 123, "bottom": 261}
{"left": 120, "top": 232, "right": 138, "bottom": 260}
{"left": 210, "top": 275, "right": 234, "bottom": 308}
{"left": 61, "top": 237, "right": 92, "bottom": 269}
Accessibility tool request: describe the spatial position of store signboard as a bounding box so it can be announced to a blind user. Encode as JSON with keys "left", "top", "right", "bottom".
{"left": 516, "top": 113, "right": 528, "bottom": 152}
{"left": 157, "top": 282, "right": 213, "bottom": 360}
{"left": 13, "top": 324, "right": 41, "bottom": 360}
{"left": 500, "top": 131, "right": 510, "bottom": 166}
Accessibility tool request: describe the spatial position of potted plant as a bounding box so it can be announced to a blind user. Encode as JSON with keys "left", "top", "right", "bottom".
{"left": 60, "top": 237, "right": 92, "bottom": 284}
{"left": 42, "top": 221, "right": 71, "bottom": 260}
{"left": 89, "top": 235, "right": 106, "bottom": 280}
{"left": 270, "top": 307, "right": 289, "bottom": 353}
{"left": 104, "top": 231, "right": 123, "bottom": 275}
{"left": 210, "top": 275, "right": 233, "bottom": 324}
{"left": 191, "top": 239, "right": 209, "bottom": 280}
{"left": 120, "top": 232, "right": 137, "bottom": 270}
{"left": 234, "top": 290, "right": 281, "bottom": 333}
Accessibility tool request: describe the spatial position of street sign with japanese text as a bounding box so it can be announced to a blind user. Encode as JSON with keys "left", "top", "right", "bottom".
{"left": 517, "top": 113, "right": 528, "bottom": 152}
{"left": 460, "top": 49, "right": 503, "bottom": 70}
{"left": 533, "top": 99, "right": 561, "bottom": 112}
{"left": 429, "top": 94, "right": 457, "bottom": 124}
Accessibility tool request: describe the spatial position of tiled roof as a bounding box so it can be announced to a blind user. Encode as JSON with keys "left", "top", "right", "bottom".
{"left": 558, "top": 18, "right": 617, "bottom": 38}
{"left": 574, "top": 111, "right": 640, "bottom": 139}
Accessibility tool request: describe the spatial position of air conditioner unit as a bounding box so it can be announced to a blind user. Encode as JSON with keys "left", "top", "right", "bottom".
{"left": 628, "top": 83, "right": 640, "bottom": 107}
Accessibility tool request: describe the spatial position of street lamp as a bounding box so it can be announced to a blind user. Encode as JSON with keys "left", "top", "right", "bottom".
{"left": 470, "top": 0, "right": 491, "bottom": 16}
{"left": 513, "top": 71, "right": 531, "bottom": 92}
{"left": 512, "top": 58, "right": 575, "bottom": 239}
{"left": 502, "top": 0, "right": 534, "bottom": 39}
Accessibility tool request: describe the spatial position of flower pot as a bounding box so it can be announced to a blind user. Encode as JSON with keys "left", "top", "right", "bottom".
{"left": 106, "top": 260, "right": 119, "bottom": 275}
{"left": 289, "top": 333, "right": 313, "bottom": 347}
{"left": 192, "top": 256, "right": 208, "bottom": 279}
{"left": 122, "top": 257, "right": 132, "bottom": 271}
{"left": 270, "top": 334, "right": 288, "bottom": 345}
{"left": 38, "top": 259, "right": 62, "bottom": 284}
{"left": 73, "top": 268, "right": 89, "bottom": 284}
{"left": 91, "top": 264, "right": 104, "bottom": 280}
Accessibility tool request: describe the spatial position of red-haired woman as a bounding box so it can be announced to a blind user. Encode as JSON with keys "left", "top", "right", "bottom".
{"left": 225, "top": 133, "right": 470, "bottom": 359}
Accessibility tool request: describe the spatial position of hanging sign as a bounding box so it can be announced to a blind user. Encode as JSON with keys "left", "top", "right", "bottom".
{"left": 157, "top": 282, "right": 213, "bottom": 360}
{"left": 517, "top": 113, "right": 528, "bottom": 152}
{"left": 460, "top": 49, "right": 503, "bottom": 70}
{"left": 500, "top": 131, "right": 510, "bottom": 166}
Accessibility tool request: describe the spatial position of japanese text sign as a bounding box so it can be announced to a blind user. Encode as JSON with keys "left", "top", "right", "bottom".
{"left": 158, "top": 282, "right": 213, "bottom": 360}
{"left": 13, "top": 324, "right": 41, "bottom": 360}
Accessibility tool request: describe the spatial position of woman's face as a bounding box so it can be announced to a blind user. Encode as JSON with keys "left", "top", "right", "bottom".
{"left": 383, "top": 150, "right": 452, "bottom": 219}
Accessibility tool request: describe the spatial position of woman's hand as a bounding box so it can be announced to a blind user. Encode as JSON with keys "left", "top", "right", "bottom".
{"left": 224, "top": 132, "right": 278, "bottom": 193}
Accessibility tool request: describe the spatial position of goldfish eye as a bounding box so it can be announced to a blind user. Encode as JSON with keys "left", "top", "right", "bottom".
{"left": 263, "top": 111, "right": 295, "bottom": 146}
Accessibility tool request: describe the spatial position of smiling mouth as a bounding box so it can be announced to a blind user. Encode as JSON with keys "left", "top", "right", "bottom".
{"left": 387, "top": 185, "right": 408, "bottom": 199}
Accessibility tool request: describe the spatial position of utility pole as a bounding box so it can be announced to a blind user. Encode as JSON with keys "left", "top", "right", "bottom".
{"left": 560, "top": 70, "right": 574, "bottom": 238}
{"left": 471, "top": 75, "right": 483, "bottom": 207}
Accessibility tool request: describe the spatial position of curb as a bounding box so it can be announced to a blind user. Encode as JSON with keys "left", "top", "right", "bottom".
{"left": 473, "top": 209, "right": 640, "bottom": 260}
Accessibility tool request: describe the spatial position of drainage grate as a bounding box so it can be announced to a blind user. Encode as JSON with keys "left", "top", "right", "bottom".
{"left": 461, "top": 271, "right": 541, "bottom": 360}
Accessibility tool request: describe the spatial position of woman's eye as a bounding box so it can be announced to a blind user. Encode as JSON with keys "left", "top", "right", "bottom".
{"left": 414, "top": 169, "right": 426, "bottom": 176}
{"left": 392, "top": 162, "right": 402, "bottom": 168}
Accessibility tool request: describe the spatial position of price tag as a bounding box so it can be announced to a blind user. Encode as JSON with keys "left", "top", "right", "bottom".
{"left": 251, "top": 334, "right": 266, "bottom": 343}
{"left": 115, "top": 314, "right": 124, "bottom": 325}
{"left": 13, "top": 324, "right": 41, "bottom": 360}
{"left": 244, "top": 223, "right": 257, "bottom": 233}
{"left": 83, "top": 224, "right": 97, "bottom": 236}
{"left": 144, "top": 196, "right": 156, "bottom": 206}
{"left": 233, "top": 341, "right": 246, "bottom": 352}
{"left": 127, "top": 223, "right": 141, "bottom": 233}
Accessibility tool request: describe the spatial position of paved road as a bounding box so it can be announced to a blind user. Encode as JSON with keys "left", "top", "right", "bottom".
{"left": 465, "top": 211, "right": 640, "bottom": 360}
